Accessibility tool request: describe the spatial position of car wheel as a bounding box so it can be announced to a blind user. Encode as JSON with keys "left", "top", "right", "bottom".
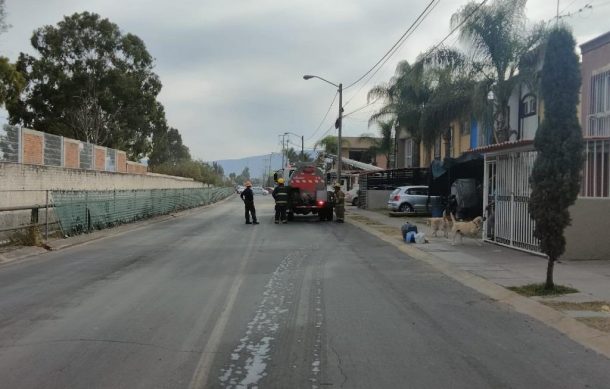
{"left": 399, "top": 203, "right": 414, "bottom": 213}
{"left": 352, "top": 197, "right": 358, "bottom": 206}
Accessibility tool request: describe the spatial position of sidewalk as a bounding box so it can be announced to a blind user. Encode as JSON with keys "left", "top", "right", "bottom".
{"left": 346, "top": 206, "right": 610, "bottom": 303}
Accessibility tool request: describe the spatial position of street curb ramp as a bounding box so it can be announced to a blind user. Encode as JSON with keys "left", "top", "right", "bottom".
{"left": 346, "top": 215, "right": 610, "bottom": 361}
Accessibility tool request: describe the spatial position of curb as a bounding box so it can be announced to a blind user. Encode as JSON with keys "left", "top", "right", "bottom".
{"left": 346, "top": 215, "right": 610, "bottom": 360}
{"left": 0, "top": 194, "right": 237, "bottom": 267}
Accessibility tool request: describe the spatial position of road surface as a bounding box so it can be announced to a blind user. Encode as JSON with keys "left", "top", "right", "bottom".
{"left": 0, "top": 196, "right": 609, "bottom": 388}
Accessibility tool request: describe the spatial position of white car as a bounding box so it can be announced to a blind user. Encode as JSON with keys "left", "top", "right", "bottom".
{"left": 345, "top": 187, "right": 359, "bottom": 206}
{"left": 236, "top": 185, "right": 245, "bottom": 194}
{"left": 251, "top": 186, "right": 268, "bottom": 196}
{"left": 387, "top": 185, "right": 441, "bottom": 213}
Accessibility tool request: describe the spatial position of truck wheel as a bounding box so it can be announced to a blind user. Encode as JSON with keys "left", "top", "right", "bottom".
{"left": 326, "top": 208, "right": 334, "bottom": 221}
{"left": 287, "top": 212, "right": 295, "bottom": 221}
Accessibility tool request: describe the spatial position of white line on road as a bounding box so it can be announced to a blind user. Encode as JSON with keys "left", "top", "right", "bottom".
{"left": 188, "top": 226, "right": 259, "bottom": 389}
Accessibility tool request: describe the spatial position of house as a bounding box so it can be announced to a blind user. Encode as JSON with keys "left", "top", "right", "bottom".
{"left": 475, "top": 30, "right": 610, "bottom": 259}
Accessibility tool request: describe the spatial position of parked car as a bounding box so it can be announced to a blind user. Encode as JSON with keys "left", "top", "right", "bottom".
{"left": 236, "top": 185, "right": 245, "bottom": 194}
{"left": 251, "top": 186, "right": 268, "bottom": 196}
{"left": 387, "top": 185, "right": 441, "bottom": 213}
{"left": 345, "top": 187, "right": 359, "bottom": 206}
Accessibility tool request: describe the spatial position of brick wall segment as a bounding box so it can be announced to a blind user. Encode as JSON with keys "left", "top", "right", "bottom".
{"left": 63, "top": 139, "right": 80, "bottom": 168}
{"left": 116, "top": 151, "right": 127, "bottom": 173}
{"left": 21, "top": 130, "right": 44, "bottom": 165}
{"left": 94, "top": 146, "right": 106, "bottom": 171}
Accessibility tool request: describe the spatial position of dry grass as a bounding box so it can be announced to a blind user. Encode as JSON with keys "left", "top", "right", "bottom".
{"left": 540, "top": 301, "right": 610, "bottom": 312}
{"left": 576, "top": 317, "right": 610, "bottom": 333}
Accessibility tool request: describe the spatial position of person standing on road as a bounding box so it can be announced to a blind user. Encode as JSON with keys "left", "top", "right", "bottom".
{"left": 333, "top": 183, "right": 345, "bottom": 223}
{"left": 240, "top": 181, "right": 259, "bottom": 225}
{"left": 272, "top": 178, "right": 288, "bottom": 224}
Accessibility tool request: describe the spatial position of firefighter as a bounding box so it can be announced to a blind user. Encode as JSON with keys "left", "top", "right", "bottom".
{"left": 272, "top": 178, "right": 288, "bottom": 224}
{"left": 333, "top": 182, "right": 345, "bottom": 223}
{"left": 240, "top": 181, "right": 259, "bottom": 225}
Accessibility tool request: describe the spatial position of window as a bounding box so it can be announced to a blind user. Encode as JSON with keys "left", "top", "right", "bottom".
{"left": 460, "top": 120, "right": 471, "bottom": 135}
{"left": 433, "top": 137, "right": 441, "bottom": 160}
{"left": 521, "top": 94, "right": 537, "bottom": 117}
{"left": 405, "top": 139, "right": 413, "bottom": 168}
{"left": 581, "top": 139, "right": 610, "bottom": 198}
{"left": 588, "top": 70, "right": 610, "bottom": 137}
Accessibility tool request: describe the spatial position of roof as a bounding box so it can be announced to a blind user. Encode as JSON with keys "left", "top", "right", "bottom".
{"left": 467, "top": 139, "right": 534, "bottom": 154}
{"left": 580, "top": 31, "right": 610, "bottom": 54}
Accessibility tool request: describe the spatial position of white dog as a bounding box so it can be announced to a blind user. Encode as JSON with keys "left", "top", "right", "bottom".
{"left": 427, "top": 211, "right": 452, "bottom": 238}
{"left": 450, "top": 213, "right": 484, "bottom": 244}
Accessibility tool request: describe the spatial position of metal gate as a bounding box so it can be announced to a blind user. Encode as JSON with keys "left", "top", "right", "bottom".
{"left": 484, "top": 151, "right": 541, "bottom": 253}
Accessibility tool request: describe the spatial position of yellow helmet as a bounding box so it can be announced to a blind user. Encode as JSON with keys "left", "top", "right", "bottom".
{"left": 277, "top": 178, "right": 285, "bottom": 184}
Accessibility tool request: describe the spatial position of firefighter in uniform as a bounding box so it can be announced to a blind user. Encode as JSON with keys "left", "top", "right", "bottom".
{"left": 272, "top": 178, "right": 288, "bottom": 224}
{"left": 333, "top": 183, "right": 345, "bottom": 223}
{"left": 240, "top": 181, "right": 259, "bottom": 224}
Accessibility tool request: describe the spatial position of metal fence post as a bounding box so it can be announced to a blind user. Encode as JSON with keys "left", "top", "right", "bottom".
{"left": 45, "top": 190, "right": 49, "bottom": 241}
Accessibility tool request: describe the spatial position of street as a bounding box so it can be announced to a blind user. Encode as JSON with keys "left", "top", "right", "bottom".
{"left": 0, "top": 196, "right": 609, "bottom": 389}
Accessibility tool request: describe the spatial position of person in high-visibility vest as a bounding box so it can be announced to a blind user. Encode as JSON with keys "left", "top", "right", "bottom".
{"left": 272, "top": 178, "right": 288, "bottom": 224}
{"left": 333, "top": 182, "right": 345, "bottom": 223}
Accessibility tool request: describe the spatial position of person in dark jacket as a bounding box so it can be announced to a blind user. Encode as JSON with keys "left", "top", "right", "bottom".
{"left": 240, "top": 181, "right": 258, "bottom": 224}
{"left": 272, "top": 178, "right": 288, "bottom": 224}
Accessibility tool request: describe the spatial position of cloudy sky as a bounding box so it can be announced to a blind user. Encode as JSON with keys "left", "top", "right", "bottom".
{"left": 1, "top": 0, "right": 608, "bottom": 161}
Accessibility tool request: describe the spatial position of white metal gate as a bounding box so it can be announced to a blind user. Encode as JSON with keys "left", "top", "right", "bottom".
{"left": 484, "top": 151, "right": 541, "bottom": 253}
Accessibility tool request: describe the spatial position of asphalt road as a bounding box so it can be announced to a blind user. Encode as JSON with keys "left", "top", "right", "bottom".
{"left": 0, "top": 195, "right": 609, "bottom": 389}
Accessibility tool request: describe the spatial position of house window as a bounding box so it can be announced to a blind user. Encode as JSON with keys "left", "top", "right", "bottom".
{"left": 405, "top": 139, "right": 413, "bottom": 168}
{"left": 433, "top": 137, "right": 441, "bottom": 160}
{"left": 588, "top": 70, "right": 610, "bottom": 137}
{"left": 521, "top": 94, "right": 537, "bottom": 117}
{"left": 460, "top": 120, "right": 471, "bottom": 135}
{"left": 581, "top": 139, "right": 610, "bottom": 198}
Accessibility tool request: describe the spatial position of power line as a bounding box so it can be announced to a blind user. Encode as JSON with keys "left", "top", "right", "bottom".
{"left": 306, "top": 91, "right": 338, "bottom": 141}
{"left": 343, "top": 0, "right": 440, "bottom": 91}
{"left": 345, "top": 0, "right": 488, "bottom": 126}
{"left": 421, "top": 0, "right": 489, "bottom": 62}
{"left": 343, "top": 0, "right": 440, "bottom": 107}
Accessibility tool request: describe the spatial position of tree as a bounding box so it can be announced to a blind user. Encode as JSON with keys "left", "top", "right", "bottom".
{"left": 360, "top": 120, "right": 394, "bottom": 168}
{"left": 7, "top": 12, "right": 163, "bottom": 159}
{"left": 368, "top": 60, "right": 428, "bottom": 167}
{"left": 0, "top": 0, "right": 25, "bottom": 107}
{"left": 452, "top": 0, "right": 546, "bottom": 143}
{"left": 529, "top": 27, "right": 583, "bottom": 290}
{"left": 285, "top": 147, "right": 300, "bottom": 164}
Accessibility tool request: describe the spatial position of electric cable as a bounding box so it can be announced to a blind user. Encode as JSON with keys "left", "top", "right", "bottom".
{"left": 343, "top": 0, "right": 440, "bottom": 91}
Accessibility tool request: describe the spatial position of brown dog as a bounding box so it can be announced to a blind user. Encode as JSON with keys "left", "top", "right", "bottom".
{"left": 450, "top": 213, "right": 484, "bottom": 244}
{"left": 427, "top": 211, "right": 452, "bottom": 238}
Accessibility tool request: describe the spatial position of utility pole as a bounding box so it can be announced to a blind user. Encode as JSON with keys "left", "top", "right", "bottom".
{"left": 337, "top": 83, "right": 343, "bottom": 186}
{"left": 556, "top": 0, "right": 560, "bottom": 25}
{"left": 301, "top": 135, "right": 304, "bottom": 161}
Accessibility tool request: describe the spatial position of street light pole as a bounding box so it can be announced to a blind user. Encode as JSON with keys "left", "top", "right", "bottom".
{"left": 303, "top": 74, "right": 343, "bottom": 185}
{"left": 337, "top": 82, "right": 343, "bottom": 185}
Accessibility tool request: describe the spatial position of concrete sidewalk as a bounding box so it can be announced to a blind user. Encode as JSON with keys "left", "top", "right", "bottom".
{"left": 346, "top": 206, "right": 610, "bottom": 302}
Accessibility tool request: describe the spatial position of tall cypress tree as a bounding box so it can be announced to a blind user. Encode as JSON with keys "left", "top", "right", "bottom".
{"left": 529, "top": 26, "right": 584, "bottom": 289}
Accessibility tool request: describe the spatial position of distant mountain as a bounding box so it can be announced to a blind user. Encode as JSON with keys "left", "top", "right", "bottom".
{"left": 213, "top": 151, "right": 317, "bottom": 179}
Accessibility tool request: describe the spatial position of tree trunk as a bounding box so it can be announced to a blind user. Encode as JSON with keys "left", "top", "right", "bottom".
{"left": 545, "top": 256, "right": 555, "bottom": 289}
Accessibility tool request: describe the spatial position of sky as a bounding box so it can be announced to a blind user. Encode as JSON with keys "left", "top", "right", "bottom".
{"left": 1, "top": 0, "right": 609, "bottom": 161}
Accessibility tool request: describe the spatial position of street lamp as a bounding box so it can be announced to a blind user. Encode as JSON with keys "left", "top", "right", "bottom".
{"left": 283, "top": 131, "right": 305, "bottom": 161}
{"left": 303, "top": 74, "right": 343, "bottom": 185}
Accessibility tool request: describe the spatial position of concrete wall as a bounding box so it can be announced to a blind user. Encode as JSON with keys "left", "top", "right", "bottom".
{"left": 365, "top": 190, "right": 393, "bottom": 209}
{"left": 0, "top": 162, "right": 204, "bottom": 208}
{"left": 564, "top": 197, "right": 610, "bottom": 260}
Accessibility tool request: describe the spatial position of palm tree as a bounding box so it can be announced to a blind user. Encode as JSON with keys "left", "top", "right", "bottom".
{"left": 368, "top": 60, "right": 430, "bottom": 167}
{"left": 368, "top": 48, "right": 477, "bottom": 165}
{"left": 360, "top": 120, "right": 394, "bottom": 168}
{"left": 451, "top": 0, "right": 546, "bottom": 143}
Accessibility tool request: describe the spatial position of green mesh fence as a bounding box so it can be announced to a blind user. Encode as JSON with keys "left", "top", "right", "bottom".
{"left": 52, "top": 187, "right": 234, "bottom": 236}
